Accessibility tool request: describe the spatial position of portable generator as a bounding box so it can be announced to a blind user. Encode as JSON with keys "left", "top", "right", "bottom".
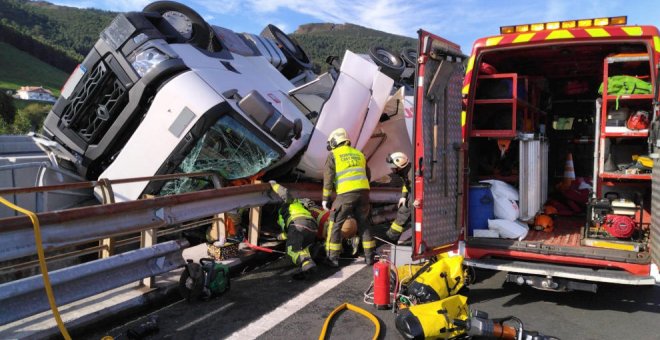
{"left": 585, "top": 195, "right": 643, "bottom": 240}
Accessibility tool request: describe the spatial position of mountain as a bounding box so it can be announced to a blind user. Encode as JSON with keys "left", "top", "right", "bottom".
{"left": 292, "top": 23, "right": 416, "bottom": 72}
{"left": 0, "top": 1, "right": 415, "bottom": 74}
{"left": 0, "top": 0, "right": 115, "bottom": 70}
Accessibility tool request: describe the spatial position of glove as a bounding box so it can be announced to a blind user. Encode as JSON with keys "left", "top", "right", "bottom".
{"left": 322, "top": 200, "right": 329, "bottom": 211}
{"left": 398, "top": 197, "right": 407, "bottom": 208}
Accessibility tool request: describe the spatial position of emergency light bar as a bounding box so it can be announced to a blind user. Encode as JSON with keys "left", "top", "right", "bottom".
{"left": 500, "top": 16, "right": 627, "bottom": 34}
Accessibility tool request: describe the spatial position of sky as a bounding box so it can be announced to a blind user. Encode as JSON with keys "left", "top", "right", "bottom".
{"left": 52, "top": 0, "right": 660, "bottom": 53}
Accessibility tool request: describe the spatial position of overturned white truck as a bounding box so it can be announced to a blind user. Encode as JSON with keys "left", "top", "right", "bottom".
{"left": 34, "top": 1, "right": 414, "bottom": 203}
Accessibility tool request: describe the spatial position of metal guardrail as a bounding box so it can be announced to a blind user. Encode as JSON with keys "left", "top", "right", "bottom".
{"left": 0, "top": 183, "right": 278, "bottom": 263}
{"left": 0, "top": 240, "right": 188, "bottom": 325}
{"left": 0, "top": 171, "right": 401, "bottom": 328}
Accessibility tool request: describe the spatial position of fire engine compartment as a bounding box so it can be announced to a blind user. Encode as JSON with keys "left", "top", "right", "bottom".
{"left": 465, "top": 40, "right": 653, "bottom": 265}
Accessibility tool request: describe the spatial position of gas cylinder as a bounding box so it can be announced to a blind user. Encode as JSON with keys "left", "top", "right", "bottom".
{"left": 373, "top": 259, "right": 391, "bottom": 309}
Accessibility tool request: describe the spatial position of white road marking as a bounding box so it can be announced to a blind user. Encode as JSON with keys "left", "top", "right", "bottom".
{"left": 226, "top": 262, "right": 366, "bottom": 339}
{"left": 176, "top": 302, "right": 235, "bottom": 331}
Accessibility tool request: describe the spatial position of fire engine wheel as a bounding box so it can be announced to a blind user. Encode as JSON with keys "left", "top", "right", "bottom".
{"left": 178, "top": 264, "right": 204, "bottom": 301}
{"left": 260, "top": 24, "right": 312, "bottom": 78}
{"left": 464, "top": 265, "right": 477, "bottom": 285}
{"left": 143, "top": 1, "right": 212, "bottom": 50}
{"left": 401, "top": 47, "right": 417, "bottom": 67}
{"left": 369, "top": 46, "right": 405, "bottom": 80}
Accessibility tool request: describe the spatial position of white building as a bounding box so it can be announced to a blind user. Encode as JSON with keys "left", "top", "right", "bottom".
{"left": 16, "top": 86, "right": 57, "bottom": 103}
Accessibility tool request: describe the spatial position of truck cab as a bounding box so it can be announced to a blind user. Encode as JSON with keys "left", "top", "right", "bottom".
{"left": 36, "top": 2, "right": 411, "bottom": 202}
{"left": 414, "top": 17, "right": 660, "bottom": 291}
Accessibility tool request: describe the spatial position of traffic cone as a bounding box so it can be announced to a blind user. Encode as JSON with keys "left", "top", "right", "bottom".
{"left": 563, "top": 153, "right": 576, "bottom": 186}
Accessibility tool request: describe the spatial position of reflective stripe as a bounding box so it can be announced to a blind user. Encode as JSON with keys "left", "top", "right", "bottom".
{"left": 325, "top": 221, "right": 337, "bottom": 252}
{"left": 327, "top": 243, "right": 342, "bottom": 251}
{"left": 465, "top": 56, "right": 475, "bottom": 74}
{"left": 362, "top": 240, "right": 376, "bottom": 249}
{"left": 390, "top": 222, "right": 403, "bottom": 232}
{"left": 622, "top": 27, "right": 643, "bottom": 36}
{"left": 332, "top": 145, "right": 369, "bottom": 194}
{"left": 546, "top": 29, "right": 574, "bottom": 40}
{"left": 336, "top": 167, "right": 364, "bottom": 177}
{"left": 287, "top": 246, "right": 299, "bottom": 264}
{"left": 486, "top": 36, "right": 503, "bottom": 46}
{"left": 654, "top": 37, "right": 660, "bottom": 53}
{"left": 585, "top": 28, "right": 610, "bottom": 38}
{"left": 336, "top": 174, "right": 369, "bottom": 184}
{"left": 323, "top": 188, "right": 331, "bottom": 197}
{"left": 513, "top": 32, "right": 535, "bottom": 43}
{"left": 280, "top": 201, "right": 313, "bottom": 228}
{"left": 287, "top": 247, "right": 311, "bottom": 265}
{"left": 402, "top": 186, "right": 408, "bottom": 193}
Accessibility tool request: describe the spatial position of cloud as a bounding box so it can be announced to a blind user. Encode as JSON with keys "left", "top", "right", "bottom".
{"left": 53, "top": 0, "right": 150, "bottom": 11}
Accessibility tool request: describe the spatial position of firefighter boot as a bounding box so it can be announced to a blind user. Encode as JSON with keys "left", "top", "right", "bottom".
{"left": 301, "top": 258, "right": 316, "bottom": 273}
{"left": 364, "top": 251, "right": 375, "bottom": 266}
{"left": 386, "top": 229, "right": 401, "bottom": 243}
{"left": 323, "top": 256, "right": 339, "bottom": 268}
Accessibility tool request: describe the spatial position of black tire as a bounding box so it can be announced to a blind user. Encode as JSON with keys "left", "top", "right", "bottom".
{"left": 401, "top": 48, "right": 417, "bottom": 67}
{"left": 143, "top": 1, "right": 212, "bottom": 49}
{"left": 369, "top": 46, "right": 405, "bottom": 80}
{"left": 260, "top": 24, "right": 312, "bottom": 79}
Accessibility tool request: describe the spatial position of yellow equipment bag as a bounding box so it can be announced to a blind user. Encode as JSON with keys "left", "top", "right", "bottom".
{"left": 405, "top": 254, "right": 465, "bottom": 303}
{"left": 395, "top": 294, "right": 469, "bottom": 339}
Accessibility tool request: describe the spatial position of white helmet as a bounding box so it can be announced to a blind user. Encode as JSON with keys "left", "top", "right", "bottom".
{"left": 327, "top": 128, "right": 350, "bottom": 149}
{"left": 387, "top": 152, "right": 409, "bottom": 169}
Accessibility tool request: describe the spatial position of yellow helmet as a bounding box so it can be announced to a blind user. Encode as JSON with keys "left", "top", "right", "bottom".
{"left": 387, "top": 151, "right": 409, "bottom": 169}
{"left": 327, "top": 128, "right": 350, "bottom": 149}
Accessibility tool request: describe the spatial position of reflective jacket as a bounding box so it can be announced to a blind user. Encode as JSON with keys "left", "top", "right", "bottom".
{"left": 278, "top": 200, "right": 314, "bottom": 230}
{"left": 323, "top": 145, "right": 370, "bottom": 200}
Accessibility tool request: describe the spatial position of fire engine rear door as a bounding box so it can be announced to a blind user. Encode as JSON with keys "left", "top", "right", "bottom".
{"left": 412, "top": 30, "right": 466, "bottom": 260}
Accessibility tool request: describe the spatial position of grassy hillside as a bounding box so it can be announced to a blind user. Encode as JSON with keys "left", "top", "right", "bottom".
{"left": 0, "top": 0, "right": 115, "bottom": 62}
{"left": 292, "top": 23, "right": 417, "bottom": 73}
{"left": 0, "top": 42, "right": 67, "bottom": 96}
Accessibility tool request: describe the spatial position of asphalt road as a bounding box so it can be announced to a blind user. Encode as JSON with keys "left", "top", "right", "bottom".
{"left": 86, "top": 255, "right": 660, "bottom": 340}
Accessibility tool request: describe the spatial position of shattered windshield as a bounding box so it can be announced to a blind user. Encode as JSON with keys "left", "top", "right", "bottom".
{"left": 160, "top": 115, "right": 281, "bottom": 195}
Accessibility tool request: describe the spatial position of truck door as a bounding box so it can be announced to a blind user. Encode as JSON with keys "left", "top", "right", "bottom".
{"left": 412, "top": 30, "right": 466, "bottom": 259}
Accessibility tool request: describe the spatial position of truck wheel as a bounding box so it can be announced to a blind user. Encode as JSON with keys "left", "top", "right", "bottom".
{"left": 143, "top": 1, "right": 212, "bottom": 50}
{"left": 260, "top": 24, "right": 312, "bottom": 78}
{"left": 401, "top": 47, "right": 417, "bottom": 67}
{"left": 369, "top": 46, "right": 405, "bottom": 80}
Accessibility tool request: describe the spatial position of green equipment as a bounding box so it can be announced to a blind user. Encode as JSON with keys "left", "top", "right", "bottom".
{"left": 179, "top": 258, "right": 230, "bottom": 301}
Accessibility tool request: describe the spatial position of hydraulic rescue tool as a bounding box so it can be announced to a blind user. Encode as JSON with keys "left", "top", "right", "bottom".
{"left": 179, "top": 258, "right": 230, "bottom": 301}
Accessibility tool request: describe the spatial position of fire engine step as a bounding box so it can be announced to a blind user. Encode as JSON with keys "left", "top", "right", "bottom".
{"left": 464, "top": 258, "right": 656, "bottom": 285}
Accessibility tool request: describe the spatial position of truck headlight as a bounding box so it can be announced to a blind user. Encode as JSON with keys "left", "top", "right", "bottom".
{"left": 130, "top": 47, "right": 169, "bottom": 77}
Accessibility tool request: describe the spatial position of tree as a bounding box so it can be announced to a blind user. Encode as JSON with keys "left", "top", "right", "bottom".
{"left": 0, "top": 92, "right": 17, "bottom": 124}
{"left": 13, "top": 103, "right": 51, "bottom": 133}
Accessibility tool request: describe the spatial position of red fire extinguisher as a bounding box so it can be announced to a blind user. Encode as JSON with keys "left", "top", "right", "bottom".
{"left": 373, "top": 259, "right": 391, "bottom": 309}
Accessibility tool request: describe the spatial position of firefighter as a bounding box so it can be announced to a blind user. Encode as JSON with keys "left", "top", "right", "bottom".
{"left": 322, "top": 128, "right": 375, "bottom": 267}
{"left": 270, "top": 181, "right": 317, "bottom": 274}
{"left": 385, "top": 152, "right": 413, "bottom": 243}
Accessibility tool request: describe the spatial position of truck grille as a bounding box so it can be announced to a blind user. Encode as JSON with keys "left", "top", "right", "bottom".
{"left": 60, "top": 60, "right": 128, "bottom": 144}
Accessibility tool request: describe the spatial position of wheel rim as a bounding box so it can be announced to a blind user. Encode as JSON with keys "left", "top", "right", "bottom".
{"left": 376, "top": 50, "right": 396, "bottom": 66}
